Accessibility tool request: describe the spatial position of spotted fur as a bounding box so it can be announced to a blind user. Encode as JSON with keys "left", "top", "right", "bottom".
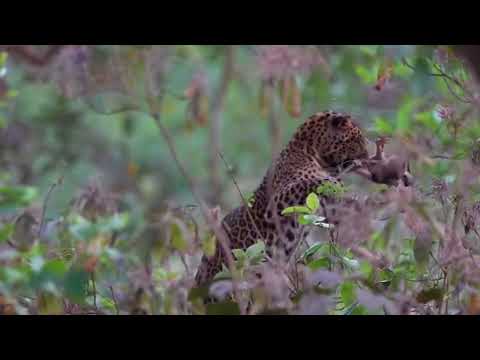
{"left": 194, "top": 111, "right": 369, "bottom": 286}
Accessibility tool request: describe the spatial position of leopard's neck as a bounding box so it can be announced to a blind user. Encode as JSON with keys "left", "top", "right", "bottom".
{"left": 249, "top": 139, "right": 331, "bottom": 217}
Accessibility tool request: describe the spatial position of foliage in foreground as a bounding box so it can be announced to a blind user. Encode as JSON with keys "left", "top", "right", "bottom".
{"left": 2, "top": 45, "right": 480, "bottom": 315}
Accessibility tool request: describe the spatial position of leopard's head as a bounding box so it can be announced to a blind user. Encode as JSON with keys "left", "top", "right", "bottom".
{"left": 294, "top": 111, "right": 369, "bottom": 169}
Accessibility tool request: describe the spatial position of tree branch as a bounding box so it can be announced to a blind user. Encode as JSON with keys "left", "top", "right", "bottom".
{"left": 151, "top": 111, "right": 245, "bottom": 313}
{"left": 1, "top": 45, "right": 66, "bottom": 67}
{"left": 208, "top": 45, "right": 235, "bottom": 205}
{"left": 38, "top": 175, "right": 63, "bottom": 238}
{"left": 218, "top": 151, "right": 268, "bottom": 247}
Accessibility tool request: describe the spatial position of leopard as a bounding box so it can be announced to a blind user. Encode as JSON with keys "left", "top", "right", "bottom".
{"left": 194, "top": 111, "right": 370, "bottom": 288}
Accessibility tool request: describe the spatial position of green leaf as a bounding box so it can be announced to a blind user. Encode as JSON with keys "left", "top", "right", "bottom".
{"left": 394, "top": 61, "right": 414, "bottom": 78}
{"left": 171, "top": 222, "right": 188, "bottom": 252}
{"left": 98, "top": 213, "right": 129, "bottom": 233}
{"left": 306, "top": 193, "right": 320, "bottom": 212}
{"left": 0, "top": 52, "right": 7, "bottom": 65}
{"left": 188, "top": 284, "right": 211, "bottom": 302}
{"left": 376, "top": 45, "right": 385, "bottom": 58}
{"left": 299, "top": 215, "right": 313, "bottom": 225}
{"left": 302, "top": 243, "right": 327, "bottom": 261}
{"left": 301, "top": 214, "right": 333, "bottom": 228}
{"left": 343, "top": 301, "right": 360, "bottom": 315}
{"left": 281, "top": 206, "right": 311, "bottom": 215}
{"left": 3, "top": 266, "right": 30, "bottom": 284}
{"left": 247, "top": 194, "right": 255, "bottom": 208}
{"left": 354, "top": 65, "right": 376, "bottom": 84}
{"left": 370, "top": 231, "right": 386, "bottom": 250}
{"left": 307, "top": 257, "right": 330, "bottom": 270}
{"left": 0, "top": 186, "right": 38, "bottom": 211}
{"left": 0, "top": 223, "right": 13, "bottom": 243}
{"left": 69, "top": 215, "right": 96, "bottom": 241}
{"left": 359, "top": 261, "right": 374, "bottom": 277}
{"left": 63, "top": 267, "right": 89, "bottom": 304}
{"left": 100, "top": 297, "right": 117, "bottom": 313}
{"left": 213, "top": 270, "right": 232, "bottom": 281}
{"left": 342, "top": 256, "right": 360, "bottom": 270}
{"left": 340, "top": 281, "right": 357, "bottom": 307}
{"left": 358, "top": 46, "right": 377, "bottom": 57}
{"left": 37, "top": 292, "right": 64, "bottom": 315}
{"left": 316, "top": 182, "right": 345, "bottom": 198}
{"left": 257, "top": 309, "right": 289, "bottom": 315}
{"left": 414, "top": 57, "right": 431, "bottom": 74}
{"left": 349, "top": 304, "right": 368, "bottom": 315}
{"left": 43, "top": 259, "right": 68, "bottom": 279}
{"left": 415, "top": 110, "right": 440, "bottom": 131}
{"left": 30, "top": 255, "right": 45, "bottom": 273}
{"left": 304, "top": 214, "right": 329, "bottom": 226}
{"left": 374, "top": 116, "right": 394, "bottom": 135}
{"left": 202, "top": 235, "right": 217, "bottom": 257}
{"left": 84, "top": 91, "right": 142, "bottom": 115}
{"left": 246, "top": 241, "right": 265, "bottom": 263}
{"left": 395, "top": 98, "right": 417, "bottom": 135}
{"left": 206, "top": 300, "right": 241, "bottom": 315}
{"left": 232, "top": 249, "right": 246, "bottom": 262}
{"left": 6, "top": 89, "right": 19, "bottom": 99}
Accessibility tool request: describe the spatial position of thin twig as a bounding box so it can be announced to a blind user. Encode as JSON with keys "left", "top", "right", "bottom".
{"left": 208, "top": 45, "right": 235, "bottom": 205}
{"left": 432, "top": 63, "right": 468, "bottom": 91}
{"left": 144, "top": 47, "right": 242, "bottom": 314}
{"left": 180, "top": 255, "right": 191, "bottom": 277}
{"left": 91, "top": 272, "right": 97, "bottom": 310}
{"left": 218, "top": 151, "right": 266, "bottom": 244}
{"left": 403, "top": 58, "right": 473, "bottom": 103}
{"left": 429, "top": 250, "right": 445, "bottom": 271}
{"left": 441, "top": 76, "right": 471, "bottom": 104}
{"left": 431, "top": 154, "right": 455, "bottom": 160}
{"left": 38, "top": 176, "right": 63, "bottom": 238}
{"left": 109, "top": 286, "right": 120, "bottom": 315}
{"left": 405, "top": 276, "right": 445, "bottom": 283}
{"left": 444, "top": 275, "right": 449, "bottom": 315}
{"left": 151, "top": 111, "right": 245, "bottom": 314}
{"left": 1, "top": 45, "right": 65, "bottom": 67}
{"left": 402, "top": 58, "right": 445, "bottom": 77}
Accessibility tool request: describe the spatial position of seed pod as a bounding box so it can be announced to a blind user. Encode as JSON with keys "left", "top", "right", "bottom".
{"left": 281, "top": 75, "right": 302, "bottom": 118}
{"left": 375, "top": 58, "right": 394, "bottom": 91}
{"left": 259, "top": 80, "right": 273, "bottom": 119}
{"left": 467, "top": 293, "right": 480, "bottom": 315}
{"left": 185, "top": 72, "right": 209, "bottom": 127}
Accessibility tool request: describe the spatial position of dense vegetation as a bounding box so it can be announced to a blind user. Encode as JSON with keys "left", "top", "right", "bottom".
{"left": 1, "top": 45, "right": 480, "bottom": 315}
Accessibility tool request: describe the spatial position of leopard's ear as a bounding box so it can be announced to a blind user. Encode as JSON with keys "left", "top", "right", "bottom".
{"left": 331, "top": 115, "right": 349, "bottom": 128}
{"left": 309, "top": 111, "right": 331, "bottom": 122}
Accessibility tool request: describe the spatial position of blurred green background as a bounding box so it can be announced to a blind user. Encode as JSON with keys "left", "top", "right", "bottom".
{"left": 2, "top": 45, "right": 480, "bottom": 315}
{"left": 2, "top": 45, "right": 463, "bottom": 216}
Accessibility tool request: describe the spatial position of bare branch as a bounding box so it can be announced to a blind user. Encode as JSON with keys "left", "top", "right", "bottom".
{"left": 218, "top": 151, "right": 267, "bottom": 245}
{"left": 109, "top": 286, "right": 120, "bottom": 315}
{"left": 151, "top": 111, "right": 245, "bottom": 313}
{"left": 403, "top": 57, "right": 473, "bottom": 103}
{"left": 208, "top": 45, "right": 236, "bottom": 205}
{"left": 1, "top": 45, "right": 66, "bottom": 67}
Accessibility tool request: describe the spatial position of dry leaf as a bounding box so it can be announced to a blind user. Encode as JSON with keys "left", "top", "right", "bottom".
{"left": 375, "top": 58, "right": 394, "bottom": 91}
